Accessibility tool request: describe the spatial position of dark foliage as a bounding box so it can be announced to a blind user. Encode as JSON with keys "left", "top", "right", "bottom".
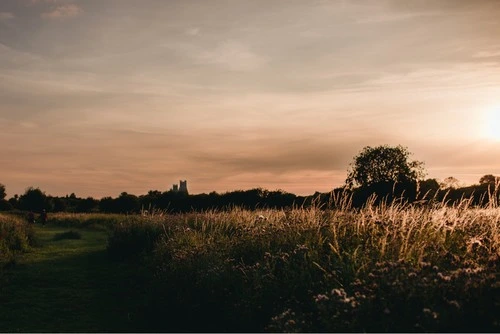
{"left": 269, "top": 261, "right": 500, "bottom": 332}
{"left": 346, "top": 145, "right": 425, "bottom": 188}
{"left": 4, "top": 181, "right": 500, "bottom": 214}
{"left": 18, "top": 187, "right": 51, "bottom": 212}
{"left": 0, "top": 200, "right": 13, "bottom": 211}
{"left": 0, "top": 183, "right": 6, "bottom": 201}
{"left": 107, "top": 217, "right": 164, "bottom": 259}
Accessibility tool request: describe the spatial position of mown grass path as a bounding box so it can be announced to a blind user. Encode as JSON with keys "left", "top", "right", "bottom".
{"left": 0, "top": 225, "right": 148, "bottom": 332}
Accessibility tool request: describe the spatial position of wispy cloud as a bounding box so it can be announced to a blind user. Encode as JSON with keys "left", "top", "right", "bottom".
{"left": 0, "top": 12, "right": 15, "bottom": 20}
{"left": 185, "top": 27, "right": 200, "bottom": 36}
{"left": 473, "top": 50, "right": 500, "bottom": 58}
{"left": 2, "top": 0, "right": 500, "bottom": 197}
{"left": 355, "top": 11, "right": 439, "bottom": 24}
{"left": 364, "top": 63, "right": 500, "bottom": 93}
{"left": 194, "top": 41, "right": 267, "bottom": 71}
{"left": 20, "top": 121, "right": 39, "bottom": 129}
{"left": 0, "top": 43, "right": 42, "bottom": 66}
{"left": 30, "top": 0, "right": 62, "bottom": 4}
{"left": 41, "top": 3, "right": 82, "bottom": 19}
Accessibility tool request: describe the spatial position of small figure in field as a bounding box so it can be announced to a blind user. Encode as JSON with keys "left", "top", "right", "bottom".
{"left": 27, "top": 211, "right": 35, "bottom": 224}
{"left": 40, "top": 209, "right": 47, "bottom": 226}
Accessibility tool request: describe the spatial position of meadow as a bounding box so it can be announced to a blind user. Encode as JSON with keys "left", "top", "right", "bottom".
{"left": 1, "top": 194, "right": 500, "bottom": 332}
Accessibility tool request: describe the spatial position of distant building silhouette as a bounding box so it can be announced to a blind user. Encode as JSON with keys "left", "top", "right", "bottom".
{"left": 179, "top": 180, "right": 188, "bottom": 193}
{"left": 171, "top": 180, "right": 188, "bottom": 194}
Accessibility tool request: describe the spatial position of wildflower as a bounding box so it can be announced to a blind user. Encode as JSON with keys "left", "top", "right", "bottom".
{"left": 420, "top": 261, "right": 431, "bottom": 268}
{"left": 447, "top": 300, "right": 460, "bottom": 309}
{"left": 354, "top": 291, "right": 365, "bottom": 299}
{"left": 314, "top": 294, "right": 329, "bottom": 303}
{"left": 331, "top": 288, "right": 347, "bottom": 298}
{"left": 294, "top": 244, "right": 309, "bottom": 253}
{"left": 255, "top": 215, "right": 268, "bottom": 222}
{"left": 437, "top": 272, "right": 452, "bottom": 282}
{"left": 423, "top": 308, "right": 439, "bottom": 319}
{"left": 352, "top": 279, "right": 363, "bottom": 287}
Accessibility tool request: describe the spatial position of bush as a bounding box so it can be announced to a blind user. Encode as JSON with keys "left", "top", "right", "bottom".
{"left": 0, "top": 200, "right": 13, "bottom": 211}
{"left": 0, "top": 213, "right": 36, "bottom": 265}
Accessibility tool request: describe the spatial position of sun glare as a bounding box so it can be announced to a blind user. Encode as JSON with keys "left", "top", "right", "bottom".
{"left": 484, "top": 108, "right": 500, "bottom": 141}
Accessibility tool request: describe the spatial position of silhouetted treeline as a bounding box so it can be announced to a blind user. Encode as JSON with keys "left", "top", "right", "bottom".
{"left": 349, "top": 178, "right": 500, "bottom": 208}
{"left": 2, "top": 179, "right": 500, "bottom": 214}
{"left": 4, "top": 188, "right": 306, "bottom": 213}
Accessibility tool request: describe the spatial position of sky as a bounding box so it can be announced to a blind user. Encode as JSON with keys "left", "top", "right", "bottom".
{"left": 1, "top": 0, "right": 500, "bottom": 198}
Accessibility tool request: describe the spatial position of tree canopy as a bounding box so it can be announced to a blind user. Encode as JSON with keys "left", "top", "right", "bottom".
{"left": 440, "top": 176, "right": 460, "bottom": 189}
{"left": 0, "top": 183, "right": 6, "bottom": 201}
{"left": 346, "top": 145, "right": 425, "bottom": 188}
{"left": 479, "top": 174, "right": 498, "bottom": 186}
{"left": 19, "top": 187, "right": 48, "bottom": 212}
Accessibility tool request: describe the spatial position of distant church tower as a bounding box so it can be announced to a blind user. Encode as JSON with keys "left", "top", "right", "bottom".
{"left": 172, "top": 184, "right": 179, "bottom": 192}
{"left": 179, "top": 180, "right": 188, "bottom": 193}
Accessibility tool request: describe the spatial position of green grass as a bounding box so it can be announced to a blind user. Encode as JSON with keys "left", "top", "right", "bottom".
{"left": 47, "top": 213, "right": 125, "bottom": 230}
{"left": 53, "top": 230, "right": 82, "bottom": 241}
{"left": 0, "top": 225, "right": 149, "bottom": 332}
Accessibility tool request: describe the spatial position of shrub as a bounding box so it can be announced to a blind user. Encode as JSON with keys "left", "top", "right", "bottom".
{"left": 0, "top": 213, "right": 36, "bottom": 265}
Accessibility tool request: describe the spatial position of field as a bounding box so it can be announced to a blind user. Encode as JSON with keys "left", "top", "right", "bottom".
{"left": 1, "top": 196, "right": 500, "bottom": 332}
{"left": 0, "top": 217, "right": 149, "bottom": 332}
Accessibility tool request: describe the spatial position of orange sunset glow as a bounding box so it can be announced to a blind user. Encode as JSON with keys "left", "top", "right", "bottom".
{"left": 1, "top": 0, "right": 500, "bottom": 198}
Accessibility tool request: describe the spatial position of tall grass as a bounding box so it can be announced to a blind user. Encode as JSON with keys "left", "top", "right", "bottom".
{"left": 0, "top": 213, "right": 36, "bottom": 266}
{"left": 107, "top": 195, "right": 500, "bottom": 332}
{"left": 47, "top": 212, "right": 125, "bottom": 230}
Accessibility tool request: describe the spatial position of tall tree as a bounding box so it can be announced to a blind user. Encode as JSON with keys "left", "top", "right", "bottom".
{"left": 440, "top": 176, "right": 460, "bottom": 190}
{"left": 0, "top": 183, "right": 6, "bottom": 201}
{"left": 479, "top": 174, "right": 498, "bottom": 186}
{"left": 0, "top": 183, "right": 12, "bottom": 211}
{"left": 346, "top": 145, "right": 425, "bottom": 188}
{"left": 19, "top": 187, "right": 48, "bottom": 212}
